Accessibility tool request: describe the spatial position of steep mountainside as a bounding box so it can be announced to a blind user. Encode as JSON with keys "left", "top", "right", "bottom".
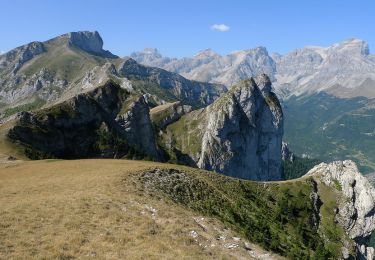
{"left": 119, "top": 58, "right": 226, "bottom": 108}
{"left": 0, "top": 31, "right": 225, "bottom": 121}
{"left": 159, "top": 74, "right": 283, "bottom": 180}
{"left": 6, "top": 81, "right": 162, "bottom": 160}
{"left": 273, "top": 38, "right": 375, "bottom": 98}
{"left": 131, "top": 47, "right": 276, "bottom": 87}
{"left": 131, "top": 38, "right": 375, "bottom": 99}
{"left": 3, "top": 76, "right": 283, "bottom": 181}
{"left": 132, "top": 40, "right": 375, "bottom": 173}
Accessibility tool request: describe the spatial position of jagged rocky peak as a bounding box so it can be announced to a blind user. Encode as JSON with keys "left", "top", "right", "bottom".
{"left": 130, "top": 48, "right": 163, "bottom": 61}
{"left": 54, "top": 31, "right": 118, "bottom": 58}
{"left": 330, "top": 38, "right": 370, "bottom": 56}
{"left": 130, "top": 48, "right": 171, "bottom": 66}
{"left": 254, "top": 73, "right": 272, "bottom": 94}
{"left": 68, "top": 31, "right": 103, "bottom": 53}
{"left": 199, "top": 76, "right": 283, "bottom": 180}
{"left": 306, "top": 160, "right": 375, "bottom": 260}
{"left": 141, "top": 48, "right": 162, "bottom": 57}
{"left": 193, "top": 48, "right": 220, "bottom": 59}
{"left": 162, "top": 75, "right": 283, "bottom": 180}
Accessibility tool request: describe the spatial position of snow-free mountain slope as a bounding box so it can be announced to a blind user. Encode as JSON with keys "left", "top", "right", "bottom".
{"left": 132, "top": 38, "right": 375, "bottom": 98}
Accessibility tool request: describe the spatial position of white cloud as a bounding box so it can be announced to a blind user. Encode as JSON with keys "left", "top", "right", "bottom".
{"left": 211, "top": 24, "right": 230, "bottom": 32}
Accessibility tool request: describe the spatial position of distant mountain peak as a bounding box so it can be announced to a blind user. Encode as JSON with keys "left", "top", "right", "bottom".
{"left": 130, "top": 48, "right": 167, "bottom": 65}
{"left": 142, "top": 48, "right": 161, "bottom": 55}
{"left": 332, "top": 38, "right": 370, "bottom": 56}
{"left": 193, "top": 48, "right": 219, "bottom": 59}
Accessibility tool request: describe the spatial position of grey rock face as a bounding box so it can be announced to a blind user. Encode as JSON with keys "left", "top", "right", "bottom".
{"left": 0, "top": 31, "right": 118, "bottom": 114}
{"left": 119, "top": 58, "right": 226, "bottom": 107}
{"left": 69, "top": 31, "right": 103, "bottom": 53}
{"left": 163, "top": 75, "right": 283, "bottom": 180}
{"left": 197, "top": 75, "right": 283, "bottom": 180}
{"left": 273, "top": 38, "right": 375, "bottom": 98}
{"left": 7, "top": 81, "right": 161, "bottom": 160}
{"left": 306, "top": 160, "right": 375, "bottom": 260}
{"left": 132, "top": 38, "right": 375, "bottom": 98}
{"left": 66, "top": 31, "right": 118, "bottom": 58}
{"left": 131, "top": 47, "right": 276, "bottom": 87}
{"left": 130, "top": 48, "right": 172, "bottom": 66}
{"left": 0, "top": 41, "right": 45, "bottom": 74}
{"left": 281, "top": 141, "right": 294, "bottom": 162}
{"left": 116, "top": 95, "right": 161, "bottom": 159}
{"left": 1, "top": 31, "right": 225, "bottom": 120}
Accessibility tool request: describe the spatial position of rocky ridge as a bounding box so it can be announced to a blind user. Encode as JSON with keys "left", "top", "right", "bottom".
{"left": 0, "top": 31, "right": 225, "bottom": 120}
{"left": 306, "top": 160, "right": 375, "bottom": 260}
{"left": 132, "top": 38, "right": 375, "bottom": 98}
{"left": 131, "top": 47, "right": 276, "bottom": 88}
{"left": 7, "top": 81, "right": 162, "bottom": 160}
{"left": 160, "top": 74, "right": 283, "bottom": 180}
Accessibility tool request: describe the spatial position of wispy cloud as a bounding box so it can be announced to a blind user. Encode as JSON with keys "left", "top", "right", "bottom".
{"left": 211, "top": 24, "right": 230, "bottom": 32}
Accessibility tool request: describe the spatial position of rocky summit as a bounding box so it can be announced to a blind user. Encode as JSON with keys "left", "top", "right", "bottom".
{"left": 160, "top": 74, "right": 283, "bottom": 180}
{"left": 0, "top": 31, "right": 225, "bottom": 121}
{"left": 132, "top": 38, "right": 375, "bottom": 99}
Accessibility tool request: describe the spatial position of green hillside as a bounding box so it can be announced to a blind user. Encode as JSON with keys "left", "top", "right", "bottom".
{"left": 283, "top": 93, "right": 375, "bottom": 173}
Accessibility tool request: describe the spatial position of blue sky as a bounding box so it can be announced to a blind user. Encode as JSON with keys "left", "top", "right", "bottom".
{"left": 1, "top": 0, "right": 374, "bottom": 57}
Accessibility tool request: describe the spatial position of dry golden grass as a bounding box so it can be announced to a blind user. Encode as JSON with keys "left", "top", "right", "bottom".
{"left": 0, "top": 159, "right": 278, "bottom": 259}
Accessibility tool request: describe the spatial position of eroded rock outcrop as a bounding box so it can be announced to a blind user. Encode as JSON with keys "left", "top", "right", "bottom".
{"left": 162, "top": 74, "right": 283, "bottom": 180}
{"left": 66, "top": 31, "right": 118, "bottom": 58}
{"left": 306, "top": 160, "right": 375, "bottom": 260}
{"left": 7, "top": 81, "right": 161, "bottom": 160}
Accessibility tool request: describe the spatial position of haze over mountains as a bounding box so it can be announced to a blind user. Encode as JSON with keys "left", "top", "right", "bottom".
{"left": 131, "top": 38, "right": 375, "bottom": 99}
{"left": 132, "top": 39, "right": 375, "bottom": 173}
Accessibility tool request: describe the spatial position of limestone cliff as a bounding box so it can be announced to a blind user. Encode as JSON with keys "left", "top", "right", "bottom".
{"left": 161, "top": 74, "right": 283, "bottom": 180}
{"left": 306, "top": 160, "right": 375, "bottom": 260}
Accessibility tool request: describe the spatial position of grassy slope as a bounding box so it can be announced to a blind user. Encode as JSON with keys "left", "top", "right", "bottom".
{"left": 20, "top": 38, "right": 110, "bottom": 81}
{"left": 0, "top": 154, "right": 353, "bottom": 259}
{"left": 0, "top": 159, "right": 282, "bottom": 260}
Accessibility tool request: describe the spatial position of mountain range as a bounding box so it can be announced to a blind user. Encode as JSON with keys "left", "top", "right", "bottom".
{"left": 131, "top": 38, "right": 375, "bottom": 99}
{"left": 1, "top": 31, "right": 375, "bottom": 259}
{"left": 132, "top": 39, "right": 375, "bottom": 173}
{"left": 0, "top": 31, "right": 225, "bottom": 120}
